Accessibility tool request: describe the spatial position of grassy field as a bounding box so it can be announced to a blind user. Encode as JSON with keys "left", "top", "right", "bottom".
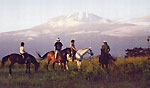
{"left": 0, "top": 56, "right": 150, "bottom": 88}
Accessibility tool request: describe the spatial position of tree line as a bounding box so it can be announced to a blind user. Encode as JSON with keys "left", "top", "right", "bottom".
{"left": 125, "top": 47, "right": 150, "bottom": 57}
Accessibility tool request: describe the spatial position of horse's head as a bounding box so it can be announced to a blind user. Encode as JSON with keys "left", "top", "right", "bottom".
{"left": 64, "top": 48, "right": 71, "bottom": 57}
{"left": 88, "top": 48, "right": 94, "bottom": 56}
{"left": 27, "top": 53, "right": 40, "bottom": 72}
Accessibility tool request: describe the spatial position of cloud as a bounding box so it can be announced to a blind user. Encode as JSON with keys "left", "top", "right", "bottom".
{"left": 13, "top": 30, "right": 39, "bottom": 38}
{"left": 101, "top": 25, "right": 150, "bottom": 37}
{"left": 27, "top": 37, "right": 34, "bottom": 40}
{"left": 131, "top": 16, "right": 150, "bottom": 23}
{"left": 70, "top": 31, "right": 100, "bottom": 35}
{"left": 42, "top": 29, "right": 52, "bottom": 34}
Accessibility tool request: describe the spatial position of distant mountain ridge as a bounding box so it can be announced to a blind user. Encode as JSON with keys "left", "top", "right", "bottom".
{"left": 0, "top": 12, "right": 149, "bottom": 58}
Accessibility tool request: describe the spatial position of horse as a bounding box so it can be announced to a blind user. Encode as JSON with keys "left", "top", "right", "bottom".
{"left": 99, "top": 49, "right": 116, "bottom": 69}
{"left": 1, "top": 53, "right": 40, "bottom": 75}
{"left": 67, "top": 47, "right": 94, "bottom": 71}
{"left": 37, "top": 48, "right": 71, "bottom": 71}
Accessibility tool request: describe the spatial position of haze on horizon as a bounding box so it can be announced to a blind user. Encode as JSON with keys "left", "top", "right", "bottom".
{"left": 0, "top": 0, "right": 150, "bottom": 33}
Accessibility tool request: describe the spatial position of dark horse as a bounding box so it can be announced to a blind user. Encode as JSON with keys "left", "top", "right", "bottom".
{"left": 99, "top": 49, "right": 116, "bottom": 68}
{"left": 2, "top": 53, "right": 39, "bottom": 75}
{"left": 37, "top": 48, "right": 71, "bottom": 70}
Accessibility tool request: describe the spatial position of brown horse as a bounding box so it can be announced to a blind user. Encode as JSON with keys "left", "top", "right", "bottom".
{"left": 99, "top": 49, "right": 116, "bottom": 69}
{"left": 37, "top": 48, "right": 71, "bottom": 70}
{"left": 2, "top": 53, "right": 39, "bottom": 75}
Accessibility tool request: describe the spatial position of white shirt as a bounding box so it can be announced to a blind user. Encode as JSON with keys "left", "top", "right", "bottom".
{"left": 20, "top": 46, "right": 25, "bottom": 54}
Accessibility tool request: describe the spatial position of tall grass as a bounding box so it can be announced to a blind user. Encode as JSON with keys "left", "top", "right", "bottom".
{"left": 0, "top": 56, "right": 150, "bottom": 88}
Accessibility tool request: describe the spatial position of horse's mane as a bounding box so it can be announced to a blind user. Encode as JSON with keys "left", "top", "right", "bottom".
{"left": 62, "top": 48, "right": 70, "bottom": 51}
{"left": 2, "top": 54, "right": 10, "bottom": 59}
{"left": 78, "top": 48, "right": 88, "bottom": 52}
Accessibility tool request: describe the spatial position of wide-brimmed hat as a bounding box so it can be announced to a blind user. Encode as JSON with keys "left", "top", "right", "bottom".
{"left": 103, "top": 41, "right": 107, "bottom": 43}
{"left": 57, "top": 38, "right": 60, "bottom": 41}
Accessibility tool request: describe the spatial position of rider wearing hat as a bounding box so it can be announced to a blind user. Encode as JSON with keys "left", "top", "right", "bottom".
{"left": 101, "top": 41, "right": 110, "bottom": 54}
{"left": 54, "top": 38, "right": 63, "bottom": 61}
{"left": 70, "top": 40, "right": 77, "bottom": 61}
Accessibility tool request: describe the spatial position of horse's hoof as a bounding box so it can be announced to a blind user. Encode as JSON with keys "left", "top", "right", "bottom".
{"left": 8, "top": 74, "right": 12, "bottom": 78}
{"left": 9, "top": 74, "right": 11, "bottom": 76}
{"left": 77, "top": 69, "right": 81, "bottom": 72}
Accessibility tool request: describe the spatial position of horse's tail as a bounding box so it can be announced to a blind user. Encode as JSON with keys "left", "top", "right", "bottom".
{"left": 1, "top": 55, "right": 10, "bottom": 68}
{"left": 36, "top": 52, "right": 48, "bottom": 60}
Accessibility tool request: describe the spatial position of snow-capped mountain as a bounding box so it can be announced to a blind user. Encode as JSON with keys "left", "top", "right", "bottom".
{"left": 0, "top": 12, "right": 149, "bottom": 58}
{"left": 46, "top": 12, "right": 112, "bottom": 30}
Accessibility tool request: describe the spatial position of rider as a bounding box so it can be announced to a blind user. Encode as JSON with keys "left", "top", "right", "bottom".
{"left": 70, "top": 40, "right": 77, "bottom": 61}
{"left": 101, "top": 41, "right": 111, "bottom": 57}
{"left": 20, "top": 42, "right": 27, "bottom": 62}
{"left": 54, "top": 38, "right": 63, "bottom": 61}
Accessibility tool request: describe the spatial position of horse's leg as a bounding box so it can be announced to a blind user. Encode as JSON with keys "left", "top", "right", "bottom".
{"left": 63, "top": 62, "right": 67, "bottom": 70}
{"left": 77, "top": 61, "right": 81, "bottom": 71}
{"left": 46, "top": 58, "right": 51, "bottom": 71}
{"left": 105, "top": 64, "right": 110, "bottom": 75}
{"left": 26, "top": 64, "right": 28, "bottom": 73}
{"left": 106, "top": 64, "right": 108, "bottom": 69}
{"left": 25, "top": 62, "right": 31, "bottom": 74}
{"left": 65, "top": 61, "right": 69, "bottom": 70}
{"left": 59, "top": 60, "right": 63, "bottom": 69}
{"left": 29, "top": 64, "right": 31, "bottom": 74}
{"left": 102, "top": 63, "right": 104, "bottom": 68}
{"left": 52, "top": 62, "right": 56, "bottom": 70}
{"left": 9, "top": 63, "right": 14, "bottom": 76}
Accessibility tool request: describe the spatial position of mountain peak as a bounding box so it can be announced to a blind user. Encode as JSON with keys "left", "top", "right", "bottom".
{"left": 66, "top": 12, "right": 101, "bottom": 21}
{"left": 48, "top": 12, "right": 111, "bottom": 28}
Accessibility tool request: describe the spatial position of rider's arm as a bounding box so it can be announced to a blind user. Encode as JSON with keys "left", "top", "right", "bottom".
{"left": 72, "top": 47, "right": 77, "bottom": 51}
{"left": 54, "top": 46, "right": 56, "bottom": 52}
{"left": 20, "top": 46, "right": 26, "bottom": 53}
{"left": 23, "top": 48, "right": 26, "bottom": 53}
{"left": 101, "top": 45, "right": 104, "bottom": 49}
{"left": 70, "top": 44, "right": 76, "bottom": 51}
{"left": 54, "top": 43, "right": 57, "bottom": 52}
{"left": 60, "top": 43, "right": 63, "bottom": 50}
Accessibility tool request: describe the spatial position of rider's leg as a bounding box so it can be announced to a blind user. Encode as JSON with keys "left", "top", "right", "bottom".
{"left": 23, "top": 53, "right": 29, "bottom": 63}
{"left": 20, "top": 53, "right": 24, "bottom": 59}
{"left": 71, "top": 50, "right": 74, "bottom": 61}
{"left": 55, "top": 50, "right": 58, "bottom": 60}
{"left": 72, "top": 50, "right": 76, "bottom": 61}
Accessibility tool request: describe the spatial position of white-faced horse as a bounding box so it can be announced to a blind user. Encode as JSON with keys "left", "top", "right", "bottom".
{"left": 67, "top": 47, "right": 94, "bottom": 71}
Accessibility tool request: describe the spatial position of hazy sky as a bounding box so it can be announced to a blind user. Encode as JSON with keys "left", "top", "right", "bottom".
{"left": 0, "top": 0, "right": 150, "bottom": 33}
